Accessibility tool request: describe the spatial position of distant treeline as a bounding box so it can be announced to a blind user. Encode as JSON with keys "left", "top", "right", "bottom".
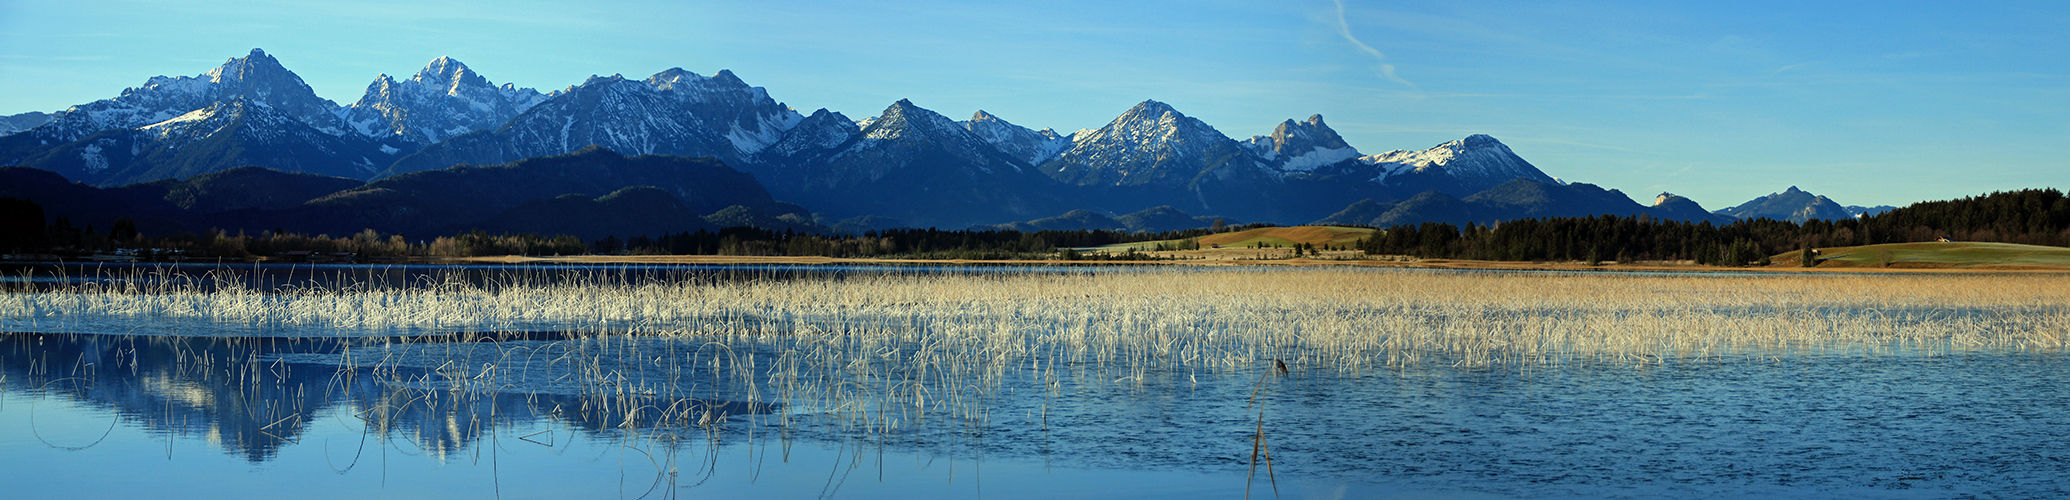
{"left": 6, "top": 188, "right": 2062, "bottom": 264}
{"left": 0, "top": 195, "right": 1253, "bottom": 260}
{"left": 1358, "top": 188, "right": 2070, "bottom": 265}
{"left": 595, "top": 225, "right": 1240, "bottom": 260}
{"left": 0, "top": 196, "right": 586, "bottom": 258}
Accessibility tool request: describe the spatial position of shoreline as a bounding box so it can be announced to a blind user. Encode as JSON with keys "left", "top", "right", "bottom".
{"left": 13, "top": 252, "right": 2066, "bottom": 274}
{"left": 442, "top": 254, "right": 2070, "bottom": 273}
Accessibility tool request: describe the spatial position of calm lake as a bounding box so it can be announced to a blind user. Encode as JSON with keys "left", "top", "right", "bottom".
{"left": 2, "top": 263, "right": 2064, "bottom": 499}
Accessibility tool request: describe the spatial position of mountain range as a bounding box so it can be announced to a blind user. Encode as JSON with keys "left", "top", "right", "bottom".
{"left": 1, "top": 49, "right": 1888, "bottom": 239}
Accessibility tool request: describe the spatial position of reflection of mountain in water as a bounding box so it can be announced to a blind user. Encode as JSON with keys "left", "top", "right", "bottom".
{"left": 0, "top": 332, "right": 774, "bottom": 462}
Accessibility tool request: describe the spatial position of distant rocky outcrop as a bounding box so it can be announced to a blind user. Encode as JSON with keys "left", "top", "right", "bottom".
{"left": 1715, "top": 186, "right": 1853, "bottom": 223}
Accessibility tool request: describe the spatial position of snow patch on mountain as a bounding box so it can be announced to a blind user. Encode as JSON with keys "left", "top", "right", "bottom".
{"left": 843, "top": 100, "right": 994, "bottom": 162}
{"left": 341, "top": 56, "right": 552, "bottom": 144}
{"left": 23, "top": 48, "right": 346, "bottom": 145}
{"left": 78, "top": 141, "right": 108, "bottom": 173}
{"left": 139, "top": 105, "right": 228, "bottom": 141}
{"left": 1047, "top": 100, "right": 1240, "bottom": 182}
{"left": 1358, "top": 134, "right": 1554, "bottom": 186}
{"left": 962, "top": 110, "right": 1069, "bottom": 165}
{"left": 1244, "top": 115, "right": 1360, "bottom": 174}
{"left": 1277, "top": 146, "right": 1360, "bottom": 173}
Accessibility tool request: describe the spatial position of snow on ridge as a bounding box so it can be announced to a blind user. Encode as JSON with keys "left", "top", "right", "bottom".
{"left": 962, "top": 109, "right": 1070, "bottom": 165}
{"left": 342, "top": 55, "right": 553, "bottom": 144}
{"left": 141, "top": 105, "right": 219, "bottom": 131}
{"left": 1276, "top": 146, "right": 1359, "bottom": 173}
{"left": 1356, "top": 134, "right": 1548, "bottom": 184}
{"left": 1244, "top": 136, "right": 1278, "bottom": 161}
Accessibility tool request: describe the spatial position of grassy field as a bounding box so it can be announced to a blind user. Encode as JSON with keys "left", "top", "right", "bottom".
{"left": 1778, "top": 242, "right": 2070, "bottom": 270}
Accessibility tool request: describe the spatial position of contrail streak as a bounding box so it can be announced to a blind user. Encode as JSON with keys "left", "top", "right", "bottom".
{"left": 1332, "top": 0, "right": 1418, "bottom": 90}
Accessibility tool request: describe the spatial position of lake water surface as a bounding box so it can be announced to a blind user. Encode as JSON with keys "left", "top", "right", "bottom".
{"left": 2, "top": 263, "right": 2063, "bottom": 499}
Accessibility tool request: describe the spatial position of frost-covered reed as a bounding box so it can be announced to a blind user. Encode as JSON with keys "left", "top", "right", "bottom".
{"left": 6, "top": 265, "right": 2067, "bottom": 472}
{"left": 6, "top": 266, "right": 2068, "bottom": 371}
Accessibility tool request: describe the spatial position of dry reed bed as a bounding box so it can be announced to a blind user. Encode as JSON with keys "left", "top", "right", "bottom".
{"left": 5, "top": 268, "right": 2065, "bottom": 371}
{"left": 6, "top": 267, "right": 2068, "bottom": 457}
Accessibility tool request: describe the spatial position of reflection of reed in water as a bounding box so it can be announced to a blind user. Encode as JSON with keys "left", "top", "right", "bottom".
{"left": 1, "top": 333, "right": 337, "bottom": 462}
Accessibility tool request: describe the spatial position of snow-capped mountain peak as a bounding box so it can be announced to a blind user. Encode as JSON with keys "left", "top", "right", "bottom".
{"left": 644, "top": 68, "right": 774, "bottom": 104}
{"left": 411, "top": 56, "right": 493, "bottom": 96}
{"left": 1064, "top": 100, "right": 1229, "bottom": 158}
{"left": 818, "top": 99, "right": 1024, "bottom": 175}
{"left": 198, "top": 49, "right": 345, "bottom": 134}
{"left": 1356, "top": 134, "right": 1556, "bottom": 188}
{"left": 341, "top": 55, "right": 549, "bottom": 144}
{"left": 1044, "top": 99, "right": 1257, "bottom": 188}
{"left": 962, "top": 109, "right": 1069, "bottom": 165}
{"left": 382, "top": 66, "right": 810, "bottom": 176}
{"left": 860, "top": 99, "right": 963, "bottom": 142}
{"left": 24, "top": 48, "right": 346, "bottom": 143}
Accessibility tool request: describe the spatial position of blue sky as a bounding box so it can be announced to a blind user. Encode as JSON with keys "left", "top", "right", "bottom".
{"left": 1, "top": 0, "right": 2063, "bottom": 208}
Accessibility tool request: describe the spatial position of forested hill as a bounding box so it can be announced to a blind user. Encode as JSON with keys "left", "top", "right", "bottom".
{"left": 1862, "top": 188, "right": 2068, "bottom": 245}
{"left": 1359, "top": 188, "right": 2068, "bottom": 265}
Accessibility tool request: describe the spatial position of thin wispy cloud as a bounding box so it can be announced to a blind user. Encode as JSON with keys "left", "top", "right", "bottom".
{"left": 1331, "top": 0, "right": 1418, "bottom": 90}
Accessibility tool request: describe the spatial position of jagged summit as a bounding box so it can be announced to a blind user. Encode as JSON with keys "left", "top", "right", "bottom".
{"left": 383, "top": 65, "right": 803, "bottom": 176}
{"left": 963, "top": 109, "right": 1068, "bottom": 165}
{"left": 642, "top": 68, "right": 774, "bottom": 105}
{"left": 193, "top": 49, "right": 343, "bottom": 133}
{"left": 412, "top": 56, "right": 492, "bottom": 93}
{"left": 1245, "top": 114, "right": 1359, "bottom": 173}
{"left": 341, "top": 55, "right": 548, "bottom": 145}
